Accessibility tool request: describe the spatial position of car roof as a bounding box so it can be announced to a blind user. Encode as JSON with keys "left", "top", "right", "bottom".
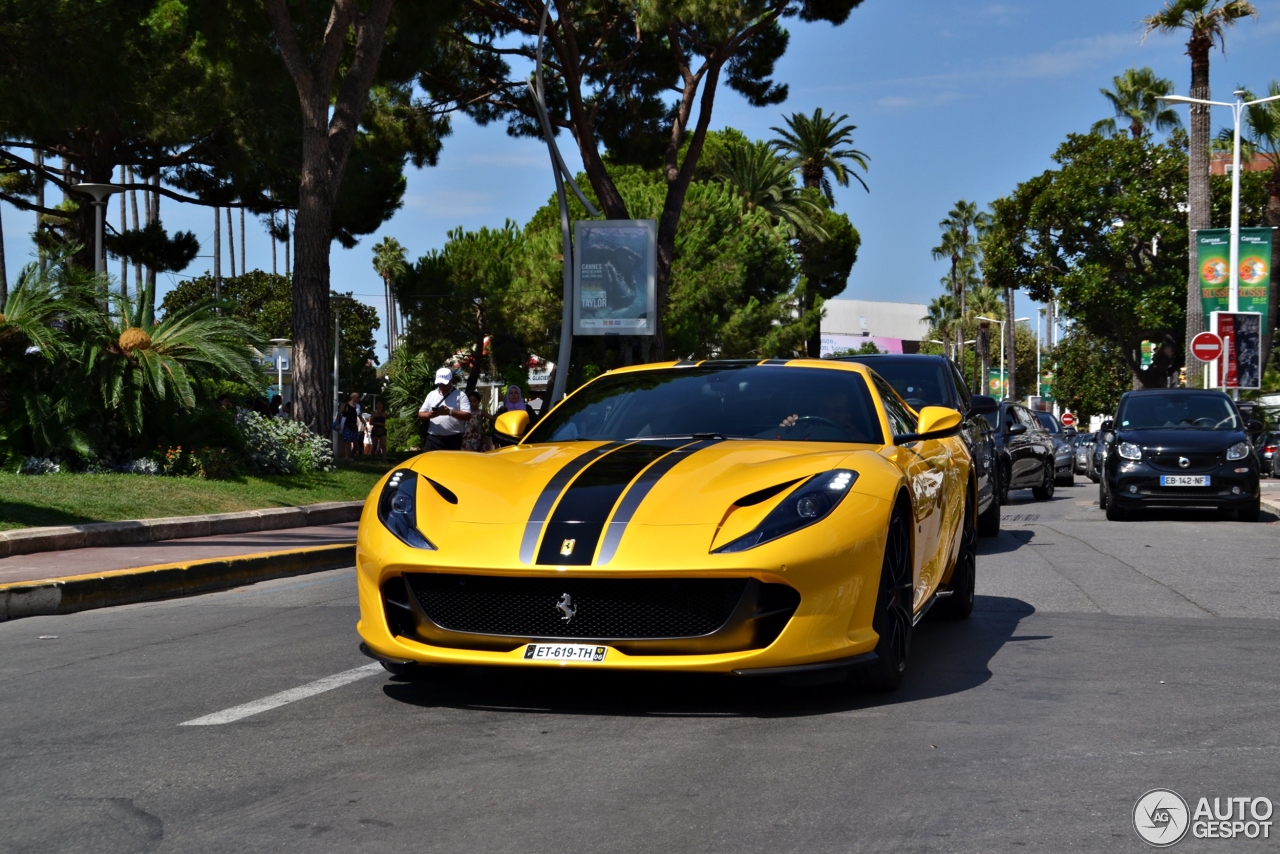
{"left": 604, "top": 357, "right": 877, "bottom": 379}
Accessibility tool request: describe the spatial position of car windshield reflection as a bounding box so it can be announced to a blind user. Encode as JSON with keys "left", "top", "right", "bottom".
{"left": 525, "top": 366, "right": 885, "bottom": 445}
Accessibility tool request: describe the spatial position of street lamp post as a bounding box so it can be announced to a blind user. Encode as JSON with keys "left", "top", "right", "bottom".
{"left": 1160, "top": 90, "right": 1280, "bottom": 314}
{"left": 71, "top": 183, "right": 122, "bottom": 276}
{"left": 977, "top": 316, "right": 1030, "bottom": 399}
{"left": 269, "top": 337, "right": 291, "bottom": 408}
{"left": 331, "top": 298, "right": 349, "bottom": 454}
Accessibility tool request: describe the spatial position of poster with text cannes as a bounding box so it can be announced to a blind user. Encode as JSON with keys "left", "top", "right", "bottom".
{"left": 573, "top": 220, "right": 657, "bottom": 336}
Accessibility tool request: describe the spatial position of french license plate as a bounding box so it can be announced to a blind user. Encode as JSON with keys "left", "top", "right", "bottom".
{"left": 523, "top": 643, "right": 608, "bottom": 663}
{"left": 1160, "top": 475, "right": 1209, "bottom": 487}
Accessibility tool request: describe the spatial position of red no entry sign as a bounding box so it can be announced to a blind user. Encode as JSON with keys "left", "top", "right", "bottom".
{"left": 1061, "top": 412, "right": 1076, "bottom": 427}
{"left": 1191, "top": 332, "right": 1223, "bottom": 362}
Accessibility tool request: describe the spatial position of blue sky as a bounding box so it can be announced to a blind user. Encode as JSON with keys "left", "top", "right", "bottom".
{"left": 4, "top": 0, "right": 1280, "bottom": 357}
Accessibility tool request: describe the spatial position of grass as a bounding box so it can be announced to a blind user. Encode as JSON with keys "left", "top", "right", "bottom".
{"left": 0, "top": 457, "right": 400, "bottom": 531}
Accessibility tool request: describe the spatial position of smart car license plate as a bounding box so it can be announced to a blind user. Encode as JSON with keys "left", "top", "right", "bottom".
{"left": 523, "top": 643, "right": 608, "bottom": 663}
{"left": 1160, "top": 475, "right": 1209, "bottom": 487}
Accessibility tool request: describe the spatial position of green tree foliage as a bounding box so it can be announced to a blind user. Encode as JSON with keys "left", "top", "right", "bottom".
{"left": 1091, "top": 67, "right": 1182, "bottom": 139}
{"left": 422, "top": 0, "right": 866, "bottom": 357}
{"left": 985, "top": 134, "right": 1190, "bottom": 388}
{"left": 1052, "top": 328, "right": 1133, "bottom": 419}
{"left": 770, "top": 107, "right": 870, "bottom": 199}
{"left": 160, "top": 270, "right": 381, "bottom": 394}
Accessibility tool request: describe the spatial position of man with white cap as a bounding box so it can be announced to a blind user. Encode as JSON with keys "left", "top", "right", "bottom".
{"left": 418, "top": 367, "right": 471, "bottom": 451}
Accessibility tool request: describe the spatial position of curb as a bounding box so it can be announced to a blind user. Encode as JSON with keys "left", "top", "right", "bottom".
{"left": 1262, "top": 496, "right": 1280, "bottom": 518}
{"left": 0, "top": 543, "right": 356, "bottom": 623}
{"left": 0, "top": 501, "right": 365, "bottom": 560}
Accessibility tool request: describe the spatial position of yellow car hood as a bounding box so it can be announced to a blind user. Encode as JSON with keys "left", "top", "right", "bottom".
{"left": 399, "top": 439, "right": 889, "bottom": 567}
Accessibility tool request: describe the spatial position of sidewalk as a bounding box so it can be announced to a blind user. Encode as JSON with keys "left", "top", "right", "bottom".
{"left": 1, "top": 511, "right": 362, "bottom": 622}
{"left": 0, "top": 522, "right": 357, "bottom": 587}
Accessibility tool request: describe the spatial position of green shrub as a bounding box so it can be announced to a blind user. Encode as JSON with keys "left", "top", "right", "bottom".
{"left": 236, "top": 410, "right": 334, "bottom": 474}
{"left": 385, "top": 416, "right": 419, "bottom": 452}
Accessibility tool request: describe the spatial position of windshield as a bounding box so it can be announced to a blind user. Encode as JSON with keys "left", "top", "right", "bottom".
{"left": 525, "top": 366, "right": 884, "bottom": 445}
{"left": 840, "top": 357, "right": 950, "bottom": 410}
{"left": 1115, "top": 392, "right": 1241, "bottom": 430}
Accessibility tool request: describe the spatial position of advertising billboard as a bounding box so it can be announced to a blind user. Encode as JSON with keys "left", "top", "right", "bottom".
{"left": 1210, "top": 311, "right": 1262, "bottom": 390}
{"left": 573, "top": 220, "right": 657, "bottom": 336}
{"left": 1197, "top": 228, "right": 1272, "bottom": 319}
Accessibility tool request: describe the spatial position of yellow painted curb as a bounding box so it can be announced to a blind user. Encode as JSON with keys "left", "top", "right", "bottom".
{"left": 0, "top": 543, "right": 355, "bottom": 622}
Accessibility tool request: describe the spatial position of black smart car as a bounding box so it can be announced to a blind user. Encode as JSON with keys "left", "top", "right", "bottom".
{"left": 1098, "top": 389, "right": 1262, "bottom": 521}
{"left": 835, "top": 353, "right": 1002, "bottom": 535}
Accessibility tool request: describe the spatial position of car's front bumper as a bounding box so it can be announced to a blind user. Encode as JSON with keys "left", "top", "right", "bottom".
{"left": 355, "top": 497, "right": 896, "bottom": 675}
{"left": 1106, "top": 459, "right": 1259, "bottom": 509}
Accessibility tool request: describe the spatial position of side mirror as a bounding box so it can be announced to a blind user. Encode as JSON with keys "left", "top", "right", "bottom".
{"left": 1006, "top": 422, "right": 1027, "bottom": 436}
{"left": 1248, "top": 419, "right": 1264, "bottom": 432}
{"left": 968, "top": 394, "right": 999, "bottom": 416}
{"left": 494, "top": 410, "right": 530, "bottom": 444}
{"left": 895, "top": 406, "right": 962, "bottom": 444}
{"left": 1100, "top": 419, "right": 1115, "bottom": 432}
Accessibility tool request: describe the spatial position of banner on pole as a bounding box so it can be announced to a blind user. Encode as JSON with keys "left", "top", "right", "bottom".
{"left": 573, "top": 220, "right": 657, "bottom": 336}
{"left": 1197, "top": 228, "right": 1272, "bottom": 319}
{"left": 987, "top": 369, "right": 1007, "bottom": 399}
{"left": 1210, "top": 311, "right": 1262, "bottom": 390}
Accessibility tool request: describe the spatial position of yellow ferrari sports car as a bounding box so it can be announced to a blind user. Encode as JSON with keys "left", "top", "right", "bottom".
{"left": 357, "top": 358, "right": 977, "bottom": 690}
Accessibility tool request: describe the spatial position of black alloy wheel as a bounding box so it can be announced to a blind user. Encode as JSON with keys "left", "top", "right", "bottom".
{"left": 852, "top": 508, "right": 914, "bottom": 692}
{"left": 935, "top": 494, "right": 976, "bottom": 620}
{"left": 998, "top": 463, "right": 1011, "bottom": 505}
{"left": 1032, "top": 461, "right": 1055, "bottom": 501}
{"left": 1103, "top": 480, "right": 1126, "bottom": 521}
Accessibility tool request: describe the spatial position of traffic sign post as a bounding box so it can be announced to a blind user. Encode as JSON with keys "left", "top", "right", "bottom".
{"left": 1190, "top": 331, "right": 1222, "bottom": 363}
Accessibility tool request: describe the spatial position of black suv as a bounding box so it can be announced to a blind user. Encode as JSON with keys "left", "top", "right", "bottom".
{"left": 981, "top": 401, "right": 1058, "bottom": 503}
{"left": 1098, "top": 388, "right": 1262, "bottom": 521}
{"left": 836, "top": 353, "right": 1001, "bottom": 535}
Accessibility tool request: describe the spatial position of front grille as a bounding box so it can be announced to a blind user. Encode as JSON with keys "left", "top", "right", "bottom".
{"left": 1148, "top": 452, "right": 1220, "bottom": 472}
{"left": 403, "top": 573, "right": 747, "bottom": 640}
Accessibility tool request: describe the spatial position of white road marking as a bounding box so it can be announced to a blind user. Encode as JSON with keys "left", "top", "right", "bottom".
{"left": 179, "top": 663, "right": 383, "bottom": 726}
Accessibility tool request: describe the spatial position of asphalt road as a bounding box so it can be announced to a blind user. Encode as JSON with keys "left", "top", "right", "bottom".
{"left": 2, "top": 482, "right": 1278, "bottom": 853}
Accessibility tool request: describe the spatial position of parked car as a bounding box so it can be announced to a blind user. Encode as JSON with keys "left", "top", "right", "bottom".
{"left": 1090, "top": 430, "right": 1107, "bottom": 483}
{"left": 979, "top": 401, "right": 1058, "bottom": 502}
{"left": 1258, "top": 431, "right": 1280, "bottom": 477}
{"left": 1033, "top": 410, "right": 1075, "bottom": 486}
{"left": 835, "top": 353, "right": 1002, "bottom": 535}
{"left": 1098, "top": 388, "right": 1262, "bottom": 521}
{"left": 1072, "top": 432, "right": 1095, "bottom": 476}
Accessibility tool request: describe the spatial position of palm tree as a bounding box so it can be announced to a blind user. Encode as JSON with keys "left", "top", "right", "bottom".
{"left": 0, "top": 255, "right": 100, "bottom": 456}
{"left": 372, "top": 236, "right": 407, "bottom": 359}
{"left": 923, "top": 295, "right": 959, "bottom": 361}
{"left": 770, "top": 108, "right": 870, "bottom": 201}
{"left": 86, "top": 291, "right": 262, "bottom": 436}
{"left": 1142, "top": 0, "right": 1257, "bottom": 372}
{"left": 966, "top": 285, "right": 1005, "bottom": 394}
{"left": 1091, "top": 67, "right": 1183, "bottom": 138}
{"left": 713, "top": 139, "right": 828, "bottom": 239}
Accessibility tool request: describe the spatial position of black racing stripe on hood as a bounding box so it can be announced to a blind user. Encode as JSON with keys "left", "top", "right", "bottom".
{"left": 519, "top": 442, "right": 625, "bottom": 564}
{"left": 595, "top": 439, "right": 719, "bottom": 565}
{"left": 535, "top": 440, "right": 688, "bottom": 566}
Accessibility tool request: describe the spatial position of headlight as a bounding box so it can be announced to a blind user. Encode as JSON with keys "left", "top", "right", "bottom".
{"left": 1117, "top": 442, "right": 1142, "bottom": 461}
{"left": 1227, "top": 441, "right": 1252, "bottom": 461}
{"left": 377, "top": 469, "right": 436, "bottom": 550}
{"left": 713, "top": 469, "right": 858, "bottom": 553}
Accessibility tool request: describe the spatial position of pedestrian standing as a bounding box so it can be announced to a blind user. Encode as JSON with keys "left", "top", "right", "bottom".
{"left": 339, "top": 391, "right": 362, "bottom": 458}
{"left": 496, "top": 384, "right": 528, "bottom": 417}
{"left": 418, "top": 368, "right": 471, "bottom": 451}
{"left": 461, "top": 390, "right": 493, "bottom": 452}
{"left": 370, "top": 399, "right": 388, "bottom": 461}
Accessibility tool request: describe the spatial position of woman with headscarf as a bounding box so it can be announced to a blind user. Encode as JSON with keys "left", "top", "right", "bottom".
{"left": 496, "top": 385, "right": 528, "bottom": 418}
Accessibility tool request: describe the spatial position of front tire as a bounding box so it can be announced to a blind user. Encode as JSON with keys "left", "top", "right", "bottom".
{"left": 851, "top": 508, "right": 914, "bottom": 692}
{"left": 1239, "top": 498, "right": 1261, "bottom": 522}
{"left": 1032, "top": 462, "right": 1055, "bottom": 501}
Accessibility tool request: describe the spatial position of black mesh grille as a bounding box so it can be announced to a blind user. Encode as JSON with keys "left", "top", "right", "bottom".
{"left": 404, "top": 573, "right": 747, "bottom": 640}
